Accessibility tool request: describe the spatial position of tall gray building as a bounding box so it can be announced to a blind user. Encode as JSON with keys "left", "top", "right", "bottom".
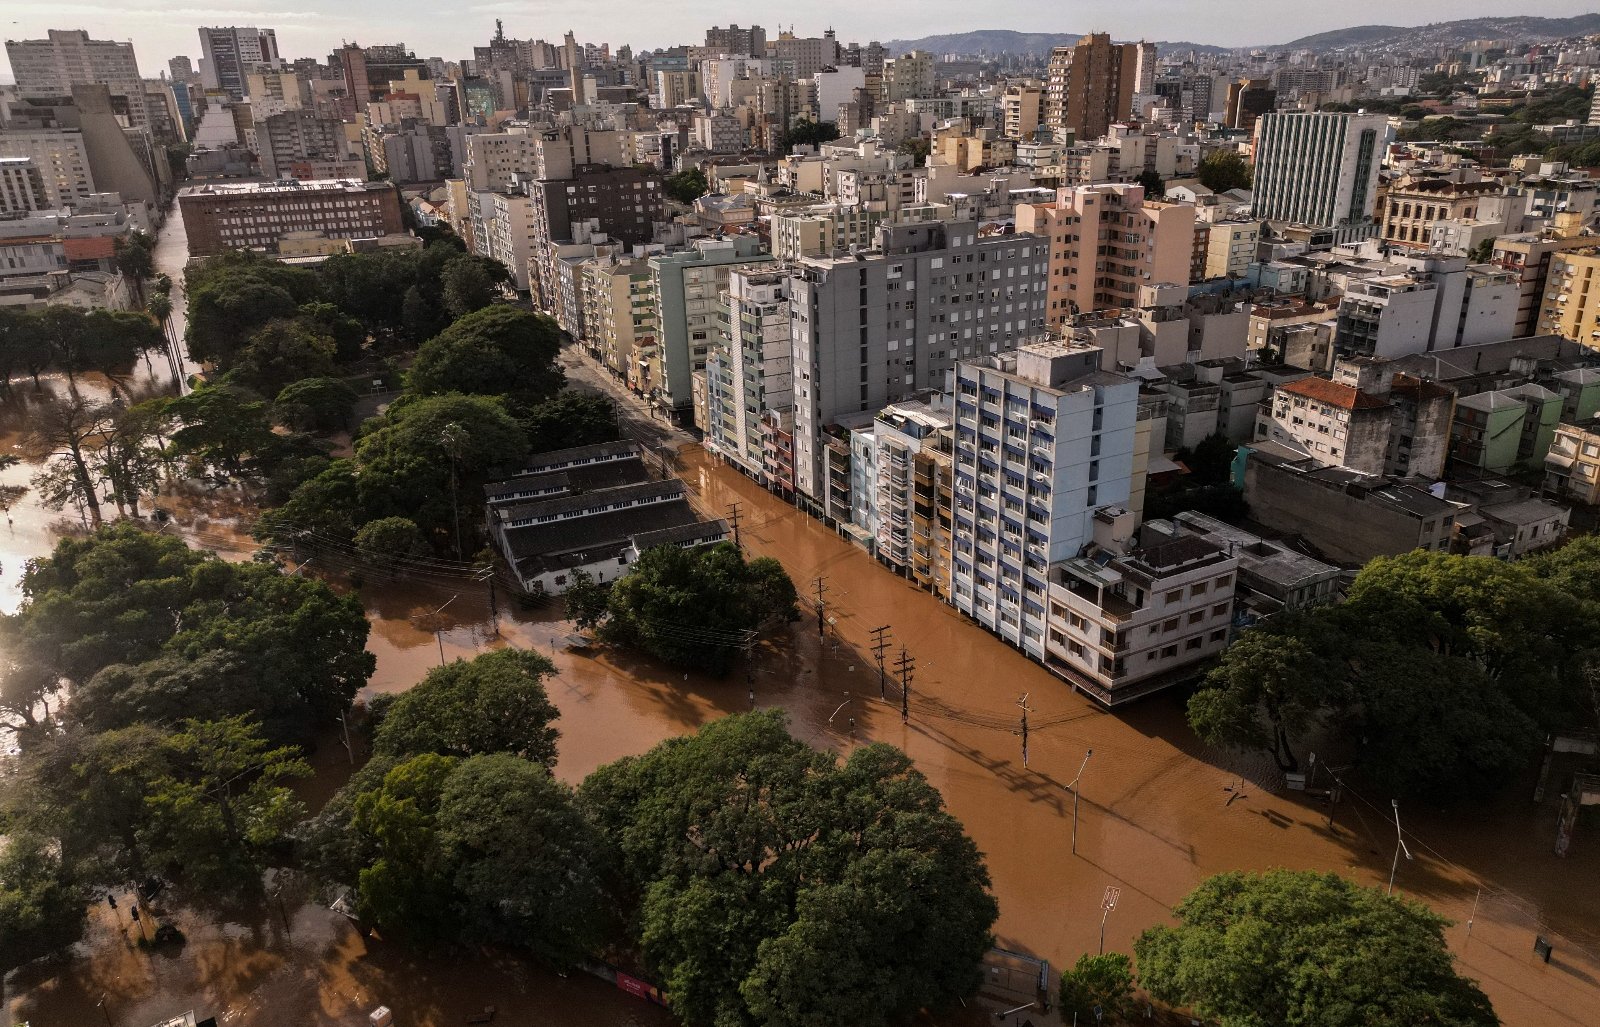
{"left": 6, "top": 30, "right": 152, "bottom": 129}
{"left": 789, "top": 219, "right": 1050, "bottom": 501}
{"left": 1251, "top": 112, "right": 1388, "bottom": 229}
{"left": 199, "top": 26, "right": 281, "bottom": 99}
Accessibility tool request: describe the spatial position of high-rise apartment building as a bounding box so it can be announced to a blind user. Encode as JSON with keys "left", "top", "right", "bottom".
{"left": 704, "top": 24, "right": 768, "bottom": 57}
{"left": 6, "top": 30, "right": 152, "bottom": 129}
{"left": 1223, "top": 78, "right": 1275, "bottom": 131}
{"left": 789, "top": 219, "right": 1050, "bottom": 501}
{"left": 950, "top": 340, "right": 1139, "bottom": 660}
{"left": 1015, "top": 183, "right": 1196, "bottom": 326}
{"left": 1044, "top": 34, "right": 1138, "bottom": 144}
{"left": 255, "top": 109, "right": 361, "bottom": 180}
{"left": 705, "top": 268, "right": 794, "bottom": 480}
{"left": 1001, "top": 83, "right": 1045, "bottom": 140}
{"left": 1251, "top": 112, "right": 1387, "bottom": 229}
{"left": 768, "top": 29, "right": 841, "bottom": 81}
{"left": 1132, "top": 42, "right": 1159, "bottom": 96}
{"left": 0, "top": 157, "right": 50, "bottom": 213}
{"left": 651, "top": 236, "right": 772, "bottom": 422}
{"left": 198, "top": 26, "right": 281, "bottom": 99}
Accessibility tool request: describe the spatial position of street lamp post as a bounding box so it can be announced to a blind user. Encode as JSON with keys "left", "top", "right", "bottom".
{"left": 1387, "top": 799, "right": 1412, "bottom": 896}
{"left": 1069, "top": 748, "right": 1093, "bottom": 855}
{"left": 430, "top": 594, "right": 460, "bottom": 667}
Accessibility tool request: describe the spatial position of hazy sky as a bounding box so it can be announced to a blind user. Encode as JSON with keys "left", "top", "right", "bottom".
{"left": 2, "top": 1, "right": 1597, "bottom": 80}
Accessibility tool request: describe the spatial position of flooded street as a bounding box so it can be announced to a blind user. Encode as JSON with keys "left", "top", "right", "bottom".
{"left": 5, "top": 417, "right": 1599, "bottom": 1022}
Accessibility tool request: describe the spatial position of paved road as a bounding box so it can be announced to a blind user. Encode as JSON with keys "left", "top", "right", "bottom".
{"left": 557, "top": 341, "right": 690, "bottom": 463}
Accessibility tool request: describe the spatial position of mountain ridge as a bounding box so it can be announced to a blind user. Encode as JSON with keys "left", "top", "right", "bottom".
{"left": 885, "top": 16, "right": 1600, "bottom": 57}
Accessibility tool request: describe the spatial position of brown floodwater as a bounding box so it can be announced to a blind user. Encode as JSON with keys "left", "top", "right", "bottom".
{"left": 5, "top": 429, "right": 1600, "bottom": 1026}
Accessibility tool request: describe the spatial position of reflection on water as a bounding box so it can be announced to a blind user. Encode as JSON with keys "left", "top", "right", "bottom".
{"left": 4, "top": 435, "right": 1599, "bottom": 1026}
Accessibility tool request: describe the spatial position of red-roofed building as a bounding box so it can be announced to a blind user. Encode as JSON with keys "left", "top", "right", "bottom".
{"left": 1253, "top": 357, "right": 1455, "bottom": 478}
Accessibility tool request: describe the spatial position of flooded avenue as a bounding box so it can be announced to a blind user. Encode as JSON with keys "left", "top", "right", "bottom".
{"left": 5, "top": 396, "right": 1600, "bottom": 1024}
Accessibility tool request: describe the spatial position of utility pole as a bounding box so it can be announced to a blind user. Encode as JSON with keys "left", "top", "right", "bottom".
{"left": 1015, "top": 693, "right": 1033, "bottom": 769}
{"left": 869, "top": 625, "right": 892, "bottom": 699}
{"left": 895, "top": 647, "right": 914, "bottom": 724}
{"left": 1069, "top": 748, "right": 1093, "bottom": 854}
{"left": 727, "top": 501, "right": 743, "bottom": 549}
{"left": 813, "top": 576, "right": 829, "bottom": 640}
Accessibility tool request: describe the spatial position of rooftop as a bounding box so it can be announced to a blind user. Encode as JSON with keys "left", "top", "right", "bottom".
{"left": 179, "top": 179, "right": 392, "bottom": 197}
{"left": 1278, "top": 376, "right": 1388, "bottom": 411}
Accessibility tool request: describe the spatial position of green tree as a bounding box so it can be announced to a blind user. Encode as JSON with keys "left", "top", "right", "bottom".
{"left": 0, "top": 832, "right": 86, "bottom": 976}
{"left": 274, "top": 375, "right": 360, "bottom": 433}
{"left": 1135, "top": 869, "right": 1497, "bottom": 1027}
{"left": 437, "top": 753, "right": 607, "bottom": 961}
{"left": 579, "top": 712, "right": 997, "bottom": 1027}
{"left": 294, "top": 301, "right": 367, "bottom": 363}
{"left": 165, "top": 380, "right": 282, "bottom": 474}
{"left": 139, "top": 716, "right": 311, "bottom": 900}
{"left": 664, "top": 168, "right": 709, "bottom": 205}
{"left": 563, "top": 568, "right": 609, "bottom": 631}
{"left": 517, "top": 390, "right": 619, "bottom": 454}
{"left": 1136, "top": 169, "right": 1165, "bottom": 198}
{"left": 113, "top": 231, "right": 156, "bottom": 306}
{"left": 895, "top": 136, "right": 931, "bottom": 166}
{"left": 354, "top": 515, "right": 429, "bottom": 565}
{"left": 1175, "top": 431, "right": 1235, "bottom": 486}
{"left": 186, "top": 272, "right": 302, "bottom": 366}
{"left": 254, "top": 458, "right": 366, "bottom": 542}
{"left": 1059, "top": 953, "right": 1135, "bottom": 1023}
{"left": 1187, "top": 623, "right": 1339, "bottom": 772}
{"left": 441, "top": 254, "right": 510, "bottom": 315}
{"left": 92, "top": 399, "right": 172, "bottom": 519}
{"left": 1466, "top": 238, "right": 1495, "bottom": 264}
{"left": 373, "top": 649, "right": 560, "bottom": 768}
{"left": 407, "top": 305, "right": 564, "bottom": 401}
{"left": 354, "top": 393, "right": 529, "bottom": 541}
{"left": 232, "top": 319, "right": 338, "bottom": 398}
{"left": 785, "top": 118, "right": 840, "bottom": 149}
{"left": 1196, "top": 149, "right": 1253, "bottom": 193}
{"left": 350, "top": 752, "right": 461, "bottom": 942}
{"left": 24, "top": 392, "right": 114, "bottom": 526}
{"left": 600, "top": 543, "right": 797, "bottom": 674}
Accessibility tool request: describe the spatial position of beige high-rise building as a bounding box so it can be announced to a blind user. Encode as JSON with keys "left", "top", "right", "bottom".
{"left": 1538, "top": 247, "right": 1600, "bottom": 347}
{"left": 1016, "top": 183, "right": 1196, "bottom": 324}
{"left": 1001, "top": 83, "right": 1045, "bottom": 140}
{"left": 1044, "top": 34, "right": 1138, "bottom": 144}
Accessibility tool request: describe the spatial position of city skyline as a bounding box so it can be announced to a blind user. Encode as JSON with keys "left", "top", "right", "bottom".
{"left": 4, "top": 1, "right": 1599, "bottom": 81}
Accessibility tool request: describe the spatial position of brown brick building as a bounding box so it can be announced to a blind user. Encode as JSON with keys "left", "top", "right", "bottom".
{"left": 177, "top": 178, "right": 405, "bottom": 256}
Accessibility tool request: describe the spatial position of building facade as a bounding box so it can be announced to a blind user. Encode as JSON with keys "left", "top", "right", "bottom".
{"left": 1252, "top": 112, "right": 1386, "bottom": 229}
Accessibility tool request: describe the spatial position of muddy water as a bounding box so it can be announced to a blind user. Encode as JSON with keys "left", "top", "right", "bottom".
{"left": 6, "top": 433, "right": 1599, "bottom": 1025}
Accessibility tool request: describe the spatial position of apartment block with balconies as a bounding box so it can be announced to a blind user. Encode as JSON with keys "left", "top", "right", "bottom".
{"left": 951, "top": 339, "right": 1138, "bottom": 661}
{"left": 1045, "top": 518, "right": 1238, "bottom": 706}
{"left": 1015, "top": 183, "right": 1194, "bottom": 327}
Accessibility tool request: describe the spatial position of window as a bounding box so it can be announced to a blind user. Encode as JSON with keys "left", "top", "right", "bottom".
{"left": 1210, "top": 629, "right": 1227, "bottom": 642}
{"left": 1185, "top": 637, "right": 1203, "bottom": 651}
{"left": 1164, "top": 589, "right": 1182, "bottom": 603}
{"left": 1187, "top": 610, "right": 1204, "bottom": 625}
{"left": 1190, "top": 581, "right": 1207, "bottom": 597}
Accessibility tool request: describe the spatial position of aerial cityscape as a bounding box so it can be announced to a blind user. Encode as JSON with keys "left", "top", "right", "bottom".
{"left": 4, "top": 6, "right": 1600, "bottom": 1027}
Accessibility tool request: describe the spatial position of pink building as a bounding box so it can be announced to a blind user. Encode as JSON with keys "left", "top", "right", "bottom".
{"left": 1015, "top": 183, "right": 1195, "bottom": 327}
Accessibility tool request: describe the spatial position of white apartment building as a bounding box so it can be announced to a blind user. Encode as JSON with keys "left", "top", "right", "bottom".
{"left": 1333, "top": 255, "right": 1518, "bottom": 360}
{"left": 0, "top": 157, "right": 51, "bottom": 213}
{"left": 706, "top": 268, "right": 793, "bottom": 479}
{"left": 789, "top": 219, "right": 1051, "bottom": 503}
{"left": 6, "top": 30, "right": 151, "bottom": 129}
{"left": 950, "top": 340, "right": 1139, "bottom": 661}
{"left": 1252, "top": 112, "right": 1388, "bottom": 229}
{"left": 1045, "top": 515, "right": 1238, "bottom": 705}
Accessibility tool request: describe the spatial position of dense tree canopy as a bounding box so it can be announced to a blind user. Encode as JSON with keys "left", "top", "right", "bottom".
{"left": 1135, "top": 869, "right": 1497, "bottom": 1027}
{"left": 664, "top": 168, "right": 709, "bottom": 205}
{"left": 1189, "top": 550, "right": 1598, "bottom": 799}
{"left": 578, "top": 711, "right": 998, "bottom": 1027}
{"left": 12, "top": 524, "right": 373, "bottom": 742}
{"left": 407, "top": 305, "right": 564, "bottom": 401}
{"left": 516, "top": 390, "right": 619, "bottom": 455}
{"left": 1196, "top": 149, "right": 1253, "bottom": 193}
{"left": 274, "top": 375, "right": 360, "bottom": 433}
{"left": 588, "top": 542, "right": 798, "bottom": 674}
{"left": 371, "top": 649, "right": 561, "bottom": 768}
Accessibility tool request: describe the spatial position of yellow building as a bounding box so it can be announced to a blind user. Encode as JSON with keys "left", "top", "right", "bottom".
{"left": 1538, "top": 247, "right": 1600, "bottom": 348}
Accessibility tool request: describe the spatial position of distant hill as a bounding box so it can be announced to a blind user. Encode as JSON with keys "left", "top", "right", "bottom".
{"left": 887, "top": 15, "right": 1600, "bottom": 57}
{"left": 1283, "top": 15, "right": 1600, "bottom": 50}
